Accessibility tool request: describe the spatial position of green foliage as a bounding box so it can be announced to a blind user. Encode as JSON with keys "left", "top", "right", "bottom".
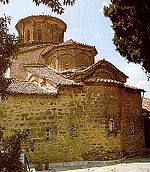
{"left": 0, "top": 0, "right": 75, "bottom": 14}
{"left": 0, "top": 129, "right": 33, "bottom": 172}
{"left": 0, "top": 16, "right": 19, "bottom": 96}
{"left": 33, "top": 0, "right": 75, "bottom": 14}
{"left": 104, "top": 0, "right": 150, "bottom": 79}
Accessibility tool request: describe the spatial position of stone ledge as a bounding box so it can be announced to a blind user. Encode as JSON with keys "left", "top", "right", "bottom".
{"left": 30, "top": 158, "right": 126, "bottom": 171}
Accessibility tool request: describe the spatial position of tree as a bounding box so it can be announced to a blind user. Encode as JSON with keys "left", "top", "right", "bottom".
{"left": 104, "top": 0, "right": 150, "bottom": 79}
{"left": 0, "top": 130, "right": 33, "bottom": 172}
{"left": 0, "top": 16, "right": 19, "bottom": 97}
{"left": 0, "top": 0, "right": 75, "bottom": 14}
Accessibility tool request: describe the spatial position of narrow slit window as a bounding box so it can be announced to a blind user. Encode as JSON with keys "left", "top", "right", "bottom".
{"left": 70, "top": 124, "right": 77, "bottom": 137}
{"left": 129, "top": 122, "right": 135, "bottom": 134}
{"left": 109, "top": 118, "right": 115, "bottom": 132}
{"left": 38, "top": 29, "right": 42, "bottom": 41}
{"left": 26, "top": 30, "right": 30, "bottom": 42}
{"left": 65, "top": 61, "right": 68, "bottom": 70}
{"left": 46, "top": 129, "right": 50, "bottom": 140}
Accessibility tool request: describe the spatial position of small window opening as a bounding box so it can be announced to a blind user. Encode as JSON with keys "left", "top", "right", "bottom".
{"left": 129, "top": 122, "right": 135, "bottom": 134}
{"left": 38, "top": 29, "right": 42, "bottom": 41}
{"left": 65, "top": 62, "right": 68, "bottom": 70}
{"left": 70, "top": 124, "right": 77, "bottom": 137}
{"left": 59, "top": 35, "right": 61, "bottom": 42}
{"left": 81, "top": 62, "right": 85, "bottom": 68}
{"left": 71, "top": 125, "right": 74, "bottom": 135}
{"left": 26, "top": 30, "right": 30, "bottom": 42}
{"left": 46, "top": 129, "right": 50, "bottom": 140}
{"left": 109, "top": 118, "right": 115, "bottom": 132}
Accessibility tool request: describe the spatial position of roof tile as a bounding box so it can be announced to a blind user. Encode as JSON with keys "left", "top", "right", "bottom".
{"left": 25, "top": 66, "right": 82, "bottom": 87}
{"left": 6, "top": 80, "right": 57, "bottom": 95}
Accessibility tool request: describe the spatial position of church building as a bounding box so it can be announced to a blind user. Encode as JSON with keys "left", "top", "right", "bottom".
{"left": 0, "top": 15, "right": 147, "bottom": 169}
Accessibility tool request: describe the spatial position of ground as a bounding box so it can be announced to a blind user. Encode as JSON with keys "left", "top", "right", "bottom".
{"left": 35, "top": 156, "right": 150, "bottom": 172}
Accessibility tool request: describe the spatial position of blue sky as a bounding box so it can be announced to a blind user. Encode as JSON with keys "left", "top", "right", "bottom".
{"left": 1, "top": 0, "right": 150, "bottom": 97}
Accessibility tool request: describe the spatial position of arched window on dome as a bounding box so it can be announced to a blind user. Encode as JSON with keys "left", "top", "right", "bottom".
{"left": 26, "top": 30, "right": 30, "bottom": 42}
{"left": 38, "top": 29, "right": 42, "bottom": 41}
{"left": 59, "top": 35, "right": 62, "bottom": 42}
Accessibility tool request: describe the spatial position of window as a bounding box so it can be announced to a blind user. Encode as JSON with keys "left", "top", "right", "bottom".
{"left": 26, "top": 30, "right": 30, "bottom": 41}
{"left": 81, "top": 62, "right": 85, "bottom": 68}
{"left": 38, "top": 29, "right": 42, "bottom": 41}
{"left": 65, "top": 61, "right": 68, "bottom": 70}
{"left": 59, "top": 35, "right": 61, "bottom": 42}
{"left": 129, "top": 122, "right": 135, "bottom": 134}
{"left": 70, "top": 124, "right": 77, "bottom": 137}
{"left": 108, "top": 118, "right": 115, "bottom": 132}
{"left": 46, "top": 129, "right": 50, "bottom": 140}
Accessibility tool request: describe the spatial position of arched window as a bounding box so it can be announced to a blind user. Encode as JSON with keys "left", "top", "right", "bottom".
{"left": 59, "top": 35, "right": 61, "bottom": 42}
{"left": 70, "top": 124, "right": 77, "bottom": 137}
{"left": 108, "top": 118, "right": 115, "bottom": 132}
{"left": 26, "top": 30, "right": 30, "bottom": 42}
{"left": 65, "top": 61, "right": 68, "bottom": 70}
{"left": 81, "top": 62, "right": 85, "bottom": 68}
{"left": 38, "top": 29, "right": 42, "bottom": 41}
{"left": 129, "top": 122, "right": 135, "bottom": 134}
{"left": 46, "top": 129, "right": 50, "bottom": 140}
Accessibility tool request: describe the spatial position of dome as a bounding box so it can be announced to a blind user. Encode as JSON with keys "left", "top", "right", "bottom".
{"left": 16, "top": 15, "right": 67, "bottom": 45}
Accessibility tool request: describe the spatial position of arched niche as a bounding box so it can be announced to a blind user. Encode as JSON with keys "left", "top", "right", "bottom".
{"left": 58, "top": 54, "right": 75, "bottom": 71}
{"left": 93, "top": 68, "right": 116, "bottom": 80}
{"left": 76, "top": 53, "right": 93, "bottom": 68}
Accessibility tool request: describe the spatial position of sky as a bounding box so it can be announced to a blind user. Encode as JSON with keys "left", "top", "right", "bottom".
{"left": 0, "top": 0, "right": 150, "bottom": 97}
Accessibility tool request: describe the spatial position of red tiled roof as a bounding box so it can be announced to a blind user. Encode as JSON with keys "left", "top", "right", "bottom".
{"left": 58, "top": 39, "right": 96, "bottom": 48}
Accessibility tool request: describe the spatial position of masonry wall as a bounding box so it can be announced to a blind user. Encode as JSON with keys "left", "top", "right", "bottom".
{"left": 10, "top": 46, "right": 50, "bottom": 81}
{"left": 0, "top": 84, "right": 145, "bottom": 164}
{"left": 120, "top": 88, "right": 145, "bottom": 156}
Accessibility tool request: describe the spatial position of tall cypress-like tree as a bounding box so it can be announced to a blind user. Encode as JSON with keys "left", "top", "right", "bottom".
{"left": 104, "top": 0, "right": 150, "bottom": 79}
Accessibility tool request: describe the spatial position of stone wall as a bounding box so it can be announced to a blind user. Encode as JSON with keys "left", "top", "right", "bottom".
{"left": 0, "top": 84, "right": 144, "bottom": 164}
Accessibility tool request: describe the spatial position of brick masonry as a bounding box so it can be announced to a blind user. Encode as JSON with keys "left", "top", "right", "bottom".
{"left": 0, "top": 84, "right": 144, "bottom": 164}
